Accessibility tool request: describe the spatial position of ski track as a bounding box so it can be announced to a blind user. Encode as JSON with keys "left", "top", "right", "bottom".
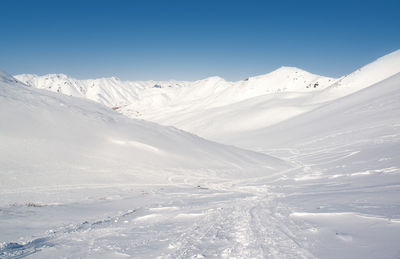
{"left": 2, "top": 141, "right": 399, "bottom": 258}
{"left": 0, "top": 180, "right": 315, "bottom": 258}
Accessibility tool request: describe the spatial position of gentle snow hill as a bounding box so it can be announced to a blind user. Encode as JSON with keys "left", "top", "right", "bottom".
{"left": 229, "top": 71, "right": 400, "bottom": 185}
{"left": 233, "top": 72, "right": 400, "bottom": 150}
{"left": 225, "top": 72, "right": 400, "bottom": 259}
{"left": 0, "top": 71, "right": 289, "bottom": 198}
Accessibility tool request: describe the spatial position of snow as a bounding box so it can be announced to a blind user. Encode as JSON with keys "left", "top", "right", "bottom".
{"left": 0, "top": 70, "right": 289, "bottom": 197}
{"left": 2, "top": 49, "right": 400, "bottom": 258}
{"left": 317, "top": 49, "right": 400, "bottom": 101}
{"left": 290, "top": 212, "right": 400, "bottom": 258}
{"left": 16, "top": 66, "right": 336, "bottom": 140}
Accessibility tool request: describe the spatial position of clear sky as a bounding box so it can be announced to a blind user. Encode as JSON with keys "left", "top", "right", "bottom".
{"left": 1, "top": 0, "right": 399, "bottom": 81}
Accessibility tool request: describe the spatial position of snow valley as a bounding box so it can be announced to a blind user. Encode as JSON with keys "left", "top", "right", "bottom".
{"left": 1, "top": 49, "right": 400, "bottom": 258}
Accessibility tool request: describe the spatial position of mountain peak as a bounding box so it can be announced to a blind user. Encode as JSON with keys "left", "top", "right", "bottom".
{"left": 200, "top": 76, "right": 226, "bottom": 82}
{"left": 245, "top": 66, "right": 330, "bottom": 83}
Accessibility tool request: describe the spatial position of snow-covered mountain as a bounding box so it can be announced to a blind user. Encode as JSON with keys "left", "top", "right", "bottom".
{"left": 16, "top": 67, "right": 333, "bottom": 110}
{"left": 15, "top": 66, "right": 336, "bottom": 140}
{"left": 15, "top": 73, "right": 189, "bottom": 108}
{"left": 123, "top": 49, "right": 398, "bottom": 141}
{"left": 17, "top": 51, "right": 400, "bottom": 144}
{"left": 2, "top": 50, "right": 400, "bottom": 258}
{"left": 0, "top": 70, "right": 290, "bottom": 197}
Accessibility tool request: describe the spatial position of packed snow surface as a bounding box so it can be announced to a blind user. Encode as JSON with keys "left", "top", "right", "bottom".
{"left": 1, "top": 49, "right": 400, "bottom": 258}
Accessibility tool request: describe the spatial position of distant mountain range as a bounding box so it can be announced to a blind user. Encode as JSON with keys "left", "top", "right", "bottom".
{"left": 16, "top": 50, "right": 400, "bottom": 142}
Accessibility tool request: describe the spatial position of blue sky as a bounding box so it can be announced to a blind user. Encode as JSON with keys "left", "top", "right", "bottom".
{"left": 1, "top": 0, "right": 399, "bottom": 81}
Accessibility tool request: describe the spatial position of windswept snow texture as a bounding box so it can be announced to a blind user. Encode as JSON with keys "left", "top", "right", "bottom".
{"left": 2, "top": 49, "right": 400, "bottom": 258}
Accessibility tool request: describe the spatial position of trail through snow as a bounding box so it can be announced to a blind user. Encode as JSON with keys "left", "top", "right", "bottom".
{"left": 2, "top": 50, "right": 400, "bottom": 258}
{"left": 2, "top": 148, "right": 399, "bottom": 259}
{"left": 0, "top": 177, "right": 316, "bottom": 258}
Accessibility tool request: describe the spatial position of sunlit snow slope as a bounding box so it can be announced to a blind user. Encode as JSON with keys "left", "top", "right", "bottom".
{"left": 316, "top": 49, "right": 400, "bottom": 102}
{"left": 0, "top": 71, "right": 289, "bottom": 199}
{"left": 15, "top": 50, "right": 400, "bottom": 143}
{"left": 16, "top": 67, "right": 335, "bottom": 139}
{"left": 2, "top": 50, "right": 400, "bottom": 258}
{"left": 225, "top": 65, "right": 400, "bottom": 258}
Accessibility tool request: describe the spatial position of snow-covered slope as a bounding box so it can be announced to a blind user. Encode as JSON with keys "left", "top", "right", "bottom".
{"left": 223, "top": 71, "right": 400, "bottom": 258}
{"left": 0, "top": 71, "right": 289, "bottom": 198}
{"left": 235, "top": 71, "right": 400, "bottom": 152}
{"left": 15, "top": 73, "right": 188, "bottom": 108}
{"left": 119, "top": 67, "right": 336, "bottom": 139}
{"left": 16, "top": 67, "right": 335, "bottom": 141}
{"left": 315, "top": 49, "right": 400, "bottom": 102}
{"left": 129, "top": 50, "right": 400, "bottom": 141}
{"left": 16, "top": 67, "right": 333, "bottom": 110}
{"left": 3, "top": 50, "right": 400, "bottom": 258}
{"left": 15, "top": 50, "right": 400, "bottom": 144}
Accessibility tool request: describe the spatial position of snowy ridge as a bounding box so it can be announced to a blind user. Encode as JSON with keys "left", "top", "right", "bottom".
{"left": 15, "top": 73, "right": 189, "bottom": 108}
{"left": 15, "top": 67, "right": 334, "bottom": 110}
{"left": 316, "top": 49, "right": 400, "bottom": 101}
